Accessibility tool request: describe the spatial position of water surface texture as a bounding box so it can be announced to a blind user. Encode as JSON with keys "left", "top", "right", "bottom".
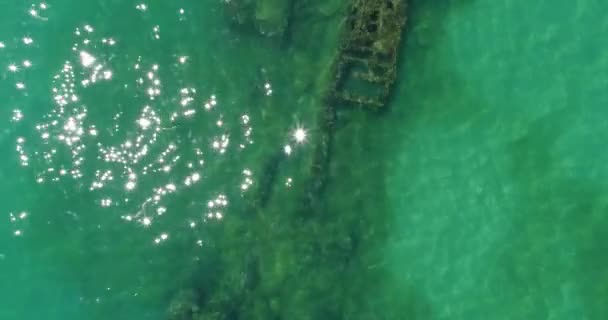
{"left": 1, "top": 1, "right": 607, "bottom": 319}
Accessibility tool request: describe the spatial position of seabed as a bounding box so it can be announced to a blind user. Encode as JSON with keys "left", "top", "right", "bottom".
{"left": 168, "top": 1, "right": 407, "bottom": 319}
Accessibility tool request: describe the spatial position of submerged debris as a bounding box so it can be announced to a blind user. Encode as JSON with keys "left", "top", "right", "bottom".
{"left": 223, "top": 0, "right": 292, "bottom": 37}
{"left": 168, "top": 290, "right": 200, "bottom": 320}
{"left": 330, "top": 0, "right": 407, "bottom": 108}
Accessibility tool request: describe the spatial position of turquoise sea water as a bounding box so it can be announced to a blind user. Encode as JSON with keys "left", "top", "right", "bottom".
{"left": 1, "top": 0, "right": 607, "bottom": 319}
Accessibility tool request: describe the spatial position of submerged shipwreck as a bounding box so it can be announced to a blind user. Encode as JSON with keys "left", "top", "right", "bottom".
{"left": 224, "top": 0, "right": 406, "bottom": 109}
{"left": 305, "top": 0, "right": 406, "bottom": 213}
{"left": 169, "top": 0, "right": 407, "bottom": 319}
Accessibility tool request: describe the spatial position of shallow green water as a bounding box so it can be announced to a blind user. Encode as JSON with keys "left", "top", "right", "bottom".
{"left": 1, "top": 0, "right": 607, "bottom": 319}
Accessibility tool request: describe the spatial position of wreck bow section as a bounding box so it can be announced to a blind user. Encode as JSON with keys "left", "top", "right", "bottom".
{"left": 329, "top": 0, "right": 407, "bottom": 109}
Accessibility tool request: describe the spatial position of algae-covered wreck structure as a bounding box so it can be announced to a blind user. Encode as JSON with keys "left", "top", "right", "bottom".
{"left": 305, "top": 0, "right": 407, "bottom": 212}
{"left": 329, "top": 0, "right": 407, "bottom": 109}
{"left": 223, "top": 0, "right": 407, "bottom": 108}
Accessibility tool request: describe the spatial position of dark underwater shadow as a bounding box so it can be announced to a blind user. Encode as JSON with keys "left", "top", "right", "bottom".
{"left": 309, "top": 1, "right": 481, "bottom": 317}
{"left": 496, "top": 110, "right": 608, "bottom": 318}
{"left": 384, "top": 0, "right": 607, "bottom": 319}
{"left": 343, "top": 0, "right": 481, "bottom": 318}
{"left": 387, "top": 0, "right": 478, "bottom": 113}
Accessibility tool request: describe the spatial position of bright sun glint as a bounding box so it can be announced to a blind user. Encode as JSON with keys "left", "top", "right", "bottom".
{"left": 142, "top": 217, "right": 152, "bottom": 226}
{"left": 125, "top": 181, "right": 136, "bottom": 190}
{"left": 138, "top": 118, "right": 152, "bottom": 130}
{"left": 293, "top": 127, "right": 307, "bottom": 143}
{"left": 80, "top": 51, "right": 96, "bottom": 67}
